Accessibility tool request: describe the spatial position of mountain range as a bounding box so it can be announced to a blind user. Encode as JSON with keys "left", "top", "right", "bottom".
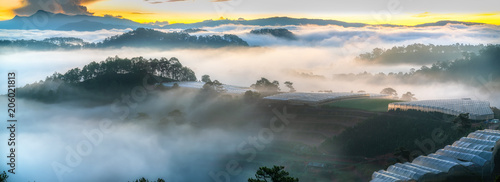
{"left": 0, "top": 10, "right": 148, "bottom": 31}
{"left": 0, "top": 10, "right": 488, "bottom": 31}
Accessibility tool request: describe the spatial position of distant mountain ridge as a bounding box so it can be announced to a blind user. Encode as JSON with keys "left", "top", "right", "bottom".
{"left": 164, "top": 17, "right": 368, "bottom": 29}
{"left": 0, "top": 10, "right": 151, "bottom": 31}
{"left": 414, "top": 20, "right": 484, "bottom": 27}
{"left": 0, "top": 10, "right": 490, "bottom": 31}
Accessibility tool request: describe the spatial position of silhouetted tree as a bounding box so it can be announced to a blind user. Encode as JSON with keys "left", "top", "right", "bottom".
{"left": 284, "top": 81, "right": 295, "bottom": 92}
{"left": 130, "top": 177, "right": 165, "bottom": 182}
{"left": 380, "top": 87, "right": 398, "bottom": 97}
{"left": 202, "top": 80, "right": 225, "bottom": 93}
{"left": 244, "top": 90, "right": 261, "bottom": 103}
{"left": 248, "top": 166, "right": 298, "bottom": 182}
{"left": 0, "top": 171, "right": 8, "bottom": 182}
{"left": 201, "top": 75, "right": 211, "bottom": 83}
{"left": 401, "top": 92, "right": 417, "bottom": 101}
{"left": 251, "top": 78, "right": 280, "bottom": 93}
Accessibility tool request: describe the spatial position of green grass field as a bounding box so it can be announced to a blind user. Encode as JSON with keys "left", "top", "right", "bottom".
{"left": 323, "top": 99, "right": 402, "bottom": 112}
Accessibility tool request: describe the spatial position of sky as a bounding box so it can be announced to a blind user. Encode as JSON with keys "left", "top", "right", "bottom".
{"left": 0, "top": 0, "right": 499, "bottom": 25}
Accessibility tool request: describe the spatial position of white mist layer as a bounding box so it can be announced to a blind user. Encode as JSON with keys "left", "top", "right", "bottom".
{"left": 0, "top": 90, "right": 259, "bottom": 182}
{"left": 1, "top": 47, "right": 498, "bottom": 106}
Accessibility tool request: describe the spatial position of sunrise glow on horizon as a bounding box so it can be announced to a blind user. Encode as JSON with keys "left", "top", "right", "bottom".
{"left": 0, "top": 0, "right": 498, "bottom": 26}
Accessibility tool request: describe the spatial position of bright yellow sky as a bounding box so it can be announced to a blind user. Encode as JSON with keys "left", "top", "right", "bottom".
{"left": 0, "top": 0, "right": 22, "bottom": 20}
{"left": 0, "top": 0, "right": 499, "bottom": 26}
{"left": 324, "top": 12, "right": 500, "bottom": 26}
{"left": 69, "top": 11, "right": 500, "bottom": 26}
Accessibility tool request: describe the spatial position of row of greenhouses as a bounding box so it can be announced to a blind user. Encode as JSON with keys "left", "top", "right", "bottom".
{"left": 263, "top": 92, "right": 370, "bottom": 106}
{"left": 388, "top": 98, "right": 494, "bottom": 120}
{"left": 371, "top": 129, "right": 500, "bottom": 182}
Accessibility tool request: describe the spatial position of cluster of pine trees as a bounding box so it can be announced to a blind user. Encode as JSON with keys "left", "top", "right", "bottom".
{"left": 53, "top": 56, "right": 196, "bottom": 83}
{"left": 18, "top": 56, "right": 196, "bottom": 102}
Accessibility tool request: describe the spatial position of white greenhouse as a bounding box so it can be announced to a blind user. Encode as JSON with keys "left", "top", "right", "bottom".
{"left": 388, "top": 98, "right": 494, "bottom": 120}
{"left": 370, "top": 129, "right": 500, "bottom": 182}
{"left": 263, "top": 92, "right": 370, "bottom": 106}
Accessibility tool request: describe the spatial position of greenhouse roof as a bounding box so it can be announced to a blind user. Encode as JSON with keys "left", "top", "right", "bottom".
{"left": 370, "top": 129, "right": 500, "bottom": 182}
{"left": 388, "top": 98, "right": 494, "bottom": 120}
{"left": 263, "top": 92, "right": 369, "bottom": 105}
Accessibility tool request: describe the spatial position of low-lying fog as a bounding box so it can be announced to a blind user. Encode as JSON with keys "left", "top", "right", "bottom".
{"left": 1, "top": 46, "right": 499, "bottom": 106}
{"left": 1, "top": 89, "right": 264, "bottom": 182}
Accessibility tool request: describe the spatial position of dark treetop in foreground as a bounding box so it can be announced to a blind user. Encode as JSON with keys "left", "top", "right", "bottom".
{"left": 248, "top": 166, "right": 299, "bottom": 182}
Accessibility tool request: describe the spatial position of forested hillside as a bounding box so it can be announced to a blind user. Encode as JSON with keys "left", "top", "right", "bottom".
{"left": 339, "top": 45, "right": 500, "bottom": 86}
{"left": 250, "top": 28, "right": 297, "bottom": 40}
{"left": 357, "top": 43, "right": 485, "bottom": 65}
{"left": 18, "top": 56, "right": 196, "bottom": 103}
{"left": 320, "top": 110, "right": 478, "bottom": 158}
{"left": 0, "top": 28, "right": 248, "bottom": 50}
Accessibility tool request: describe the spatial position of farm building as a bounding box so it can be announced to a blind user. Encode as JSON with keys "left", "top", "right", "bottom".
{"left": 388, "top": 98, "right": 494, "bottom": 120}
{"left": 263, "top": 92, "right": 370, "bottom": 106}
{"left": 371, "top": 129, "right": 500, "bottom": 182}
{"left": 162, "top": 81, "right": 254, "bottom": 94}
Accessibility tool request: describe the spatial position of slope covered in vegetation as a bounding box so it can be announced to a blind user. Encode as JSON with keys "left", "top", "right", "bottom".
{"left": 18, "top": 56, "right": 196, "bottom": 103}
